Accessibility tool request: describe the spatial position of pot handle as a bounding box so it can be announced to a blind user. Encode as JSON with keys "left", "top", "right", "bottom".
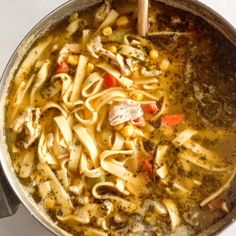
{"left": 0, "top": 164, "right": 20, "bottom": 218}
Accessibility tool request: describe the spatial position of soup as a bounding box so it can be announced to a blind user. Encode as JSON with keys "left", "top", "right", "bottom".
{"left": 6, "top": 1, "right": 236, "bottom": 235}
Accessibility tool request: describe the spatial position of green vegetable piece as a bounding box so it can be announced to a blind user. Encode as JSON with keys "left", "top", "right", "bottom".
{"left": 86, "top": 175, "right": 106, "bottom": 186}
{"left": 107, "top": 31, "right": 126, "bottom": 43}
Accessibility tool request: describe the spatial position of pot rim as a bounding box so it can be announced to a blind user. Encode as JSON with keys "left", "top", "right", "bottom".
{"left": 0, "top": 1, "right": 236, "bottom": 236}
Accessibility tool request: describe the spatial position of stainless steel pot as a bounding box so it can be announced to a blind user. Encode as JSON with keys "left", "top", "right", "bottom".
{"left": 0, "top": 0, "right": 236, "bottom": 235}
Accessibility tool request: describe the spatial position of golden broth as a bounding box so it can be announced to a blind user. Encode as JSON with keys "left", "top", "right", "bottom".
{"left": 6, "top": 1, "right": 236, "bottom": 235}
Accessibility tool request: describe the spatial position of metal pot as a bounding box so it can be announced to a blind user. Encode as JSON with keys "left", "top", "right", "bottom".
{"left": 0, "top": 0, "right": 235, "bottom": 235}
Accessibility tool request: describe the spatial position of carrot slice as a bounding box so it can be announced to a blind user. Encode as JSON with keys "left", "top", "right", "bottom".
{"left": 161, "top": 114, "right": 184, "bottom": 127}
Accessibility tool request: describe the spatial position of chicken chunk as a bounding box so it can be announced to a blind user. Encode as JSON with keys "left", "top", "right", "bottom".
{"left": 12, "top": 108, "right": 41, "bottom": 148}
{"left": 109, "top": 100, "right": 143, "bottom": 126}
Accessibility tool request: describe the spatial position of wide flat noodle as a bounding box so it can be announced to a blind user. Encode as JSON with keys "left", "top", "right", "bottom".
{"left": 54, "top": 115, "right": 73, "bottom": 147}
{"left": 52, "top": 127, "right": 68, "bottom": 158}
{"left": 80, "top": 150, "right": 106, "bottom": 178}
{"left": 100, "top": 150, "right": 145, "bottom": 189}
{"left": 73, "top": 124, "right": 99, "bottom": 167}
{"left": 68, "top": 141, "right": 82, "bottom": 173}
{"left": 70, "top": 55, "right": 88, "bottom": 101}
{"left": 97, "top": 9, "right": 119, "bottom": 31}
{"left": 57, "top": 204, "right": 108, "bottom": 235}
{"left": 200, "top": 165, "right": 236, "bottom": 206}
{"left": 129, "top": 89, "right": 163, "bottom": 102}
{"left": 37, "top": 163, "right": 73, "bottom": 215}
{"left": 92, "top": 182, "right": 136, "bottom": 211}
{"left": 57, "top": 214, "right": 90, "bottom": 225}
{"left": 96, "top": 106, "right": 107, "bottom": 132}
{"left": 50, "top": 73, "right": 84, "bottom": 109}
{"left": 82, "top": 29, "right": 92, "bottom": 50}
{"left": 38, "top": 181, "right": 52, "bottom": 199}
{"left": 172, "top": 176, "right": 197, "bottom": 194}
{"left": 111, "top": 132, "right": 124, "bottom": 151}
{"left": 57, "top": 169, "right": 70, "bottom": 189}
{"left": 155, "top": 145, "right": 168, "bottom": 167}
{"left": 74, "top": 88, "right": 127, "bottom": 126}
{"left": 172, "top": 129, "right": 197, "bottom": 147}
{"left": 38, "top": 132, "right": 57, "bottom": 165}
{"left": 30, "top": 60, "right": 51, "bottom": 105}
{"left": 14, "top": 36, "right": 52, "bottom": 86}
{"left": 66, "top": 19, "right": 80, "bottom": 36}
{"left": 123, "top": 140, "right": 139, "bottom": 173}
{"left": 143, "top": 84, "right": 160, "bottom": 90}
{"left": 163, "top": 199, "right": 181, "bottom": 230}
{"left": 41, "top": 102, "right": 68, "bottom": 118}
{"left": 134, "top": 78, "right": 159, "bottom": 85}
{"left": 178, "top": 150, "right": 228, "bottom": 172}
{"left": 9, "top": 74, "right": 34, "bottom": 124}
{"left": 100, "top": 150, "right": 133, "bottom": 180}
{"left": 183, "top": 140, "right": 218, "bottom": 162}
{"left": 19, "top": 150, "right": 35, "bottom": 178}
{"left": 82, "top": 72, "right": 104, "bottom": 98}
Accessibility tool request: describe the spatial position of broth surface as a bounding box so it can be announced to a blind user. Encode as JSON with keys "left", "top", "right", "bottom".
{"left": 6, "top": 1, "right": 236, "bottom": 235}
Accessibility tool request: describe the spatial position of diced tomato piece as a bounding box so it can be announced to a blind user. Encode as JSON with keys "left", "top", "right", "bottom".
{"left": 208, "top": 199, "right": 229, "bottom": 213}
{"left": 103, "top": 73, "right": 119, "bottom": 88}
{"left": 160, "top": 114, "right": 184, "bottom": 127}
{"left": 143, "top": 103, "right": 159, "bottom": 114}
{"left": 55, "top": 61, "right": 70, "bottom": 74}
{"left": 132, "top": 116, "right": 145, "bottom": 127}
{"left": 139, "top": 158, "right": 153, "bottom": 176}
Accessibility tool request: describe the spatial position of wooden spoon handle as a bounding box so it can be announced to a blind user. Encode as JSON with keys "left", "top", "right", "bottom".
{"left": 138, "top": 0, "right": 149, "bottom": 37}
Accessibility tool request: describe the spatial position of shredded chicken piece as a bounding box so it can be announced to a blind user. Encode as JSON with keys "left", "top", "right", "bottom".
{"left": 87, "top": 36, "right": 103, "bottom": 58}
{"left": 141, "top": 67, "right": 162, "bottom": 77}
{"left": 126, "top": 59, "right": 133, "bottom": 71}
{"left": 87, "top": 35, "right": 130, "bottom": 75}
{"left": 57, "top": 44, "right": 81, "bottom": 63}
{"left": 94, "top": 1, "right": 111, "bottom": 27}
{"left": 109, "top": 100, "right": 143, "bottom": 126}
{"left": 115, "top": 54, "right": 130, "bottom": 75}
{"left": 102, "top": 200, "right": 114, "bottom": 215}
{"left": 126, "top": 58, "right": 138, "bottom": 72}
{"left": 100, "top": 47, "right": 117, "bottom": 61}
{"left": 12, "top": 108, "right": 41, "bottom": 148}
{"left": 100, "top": 50, "right": 130, "bottom": 74}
